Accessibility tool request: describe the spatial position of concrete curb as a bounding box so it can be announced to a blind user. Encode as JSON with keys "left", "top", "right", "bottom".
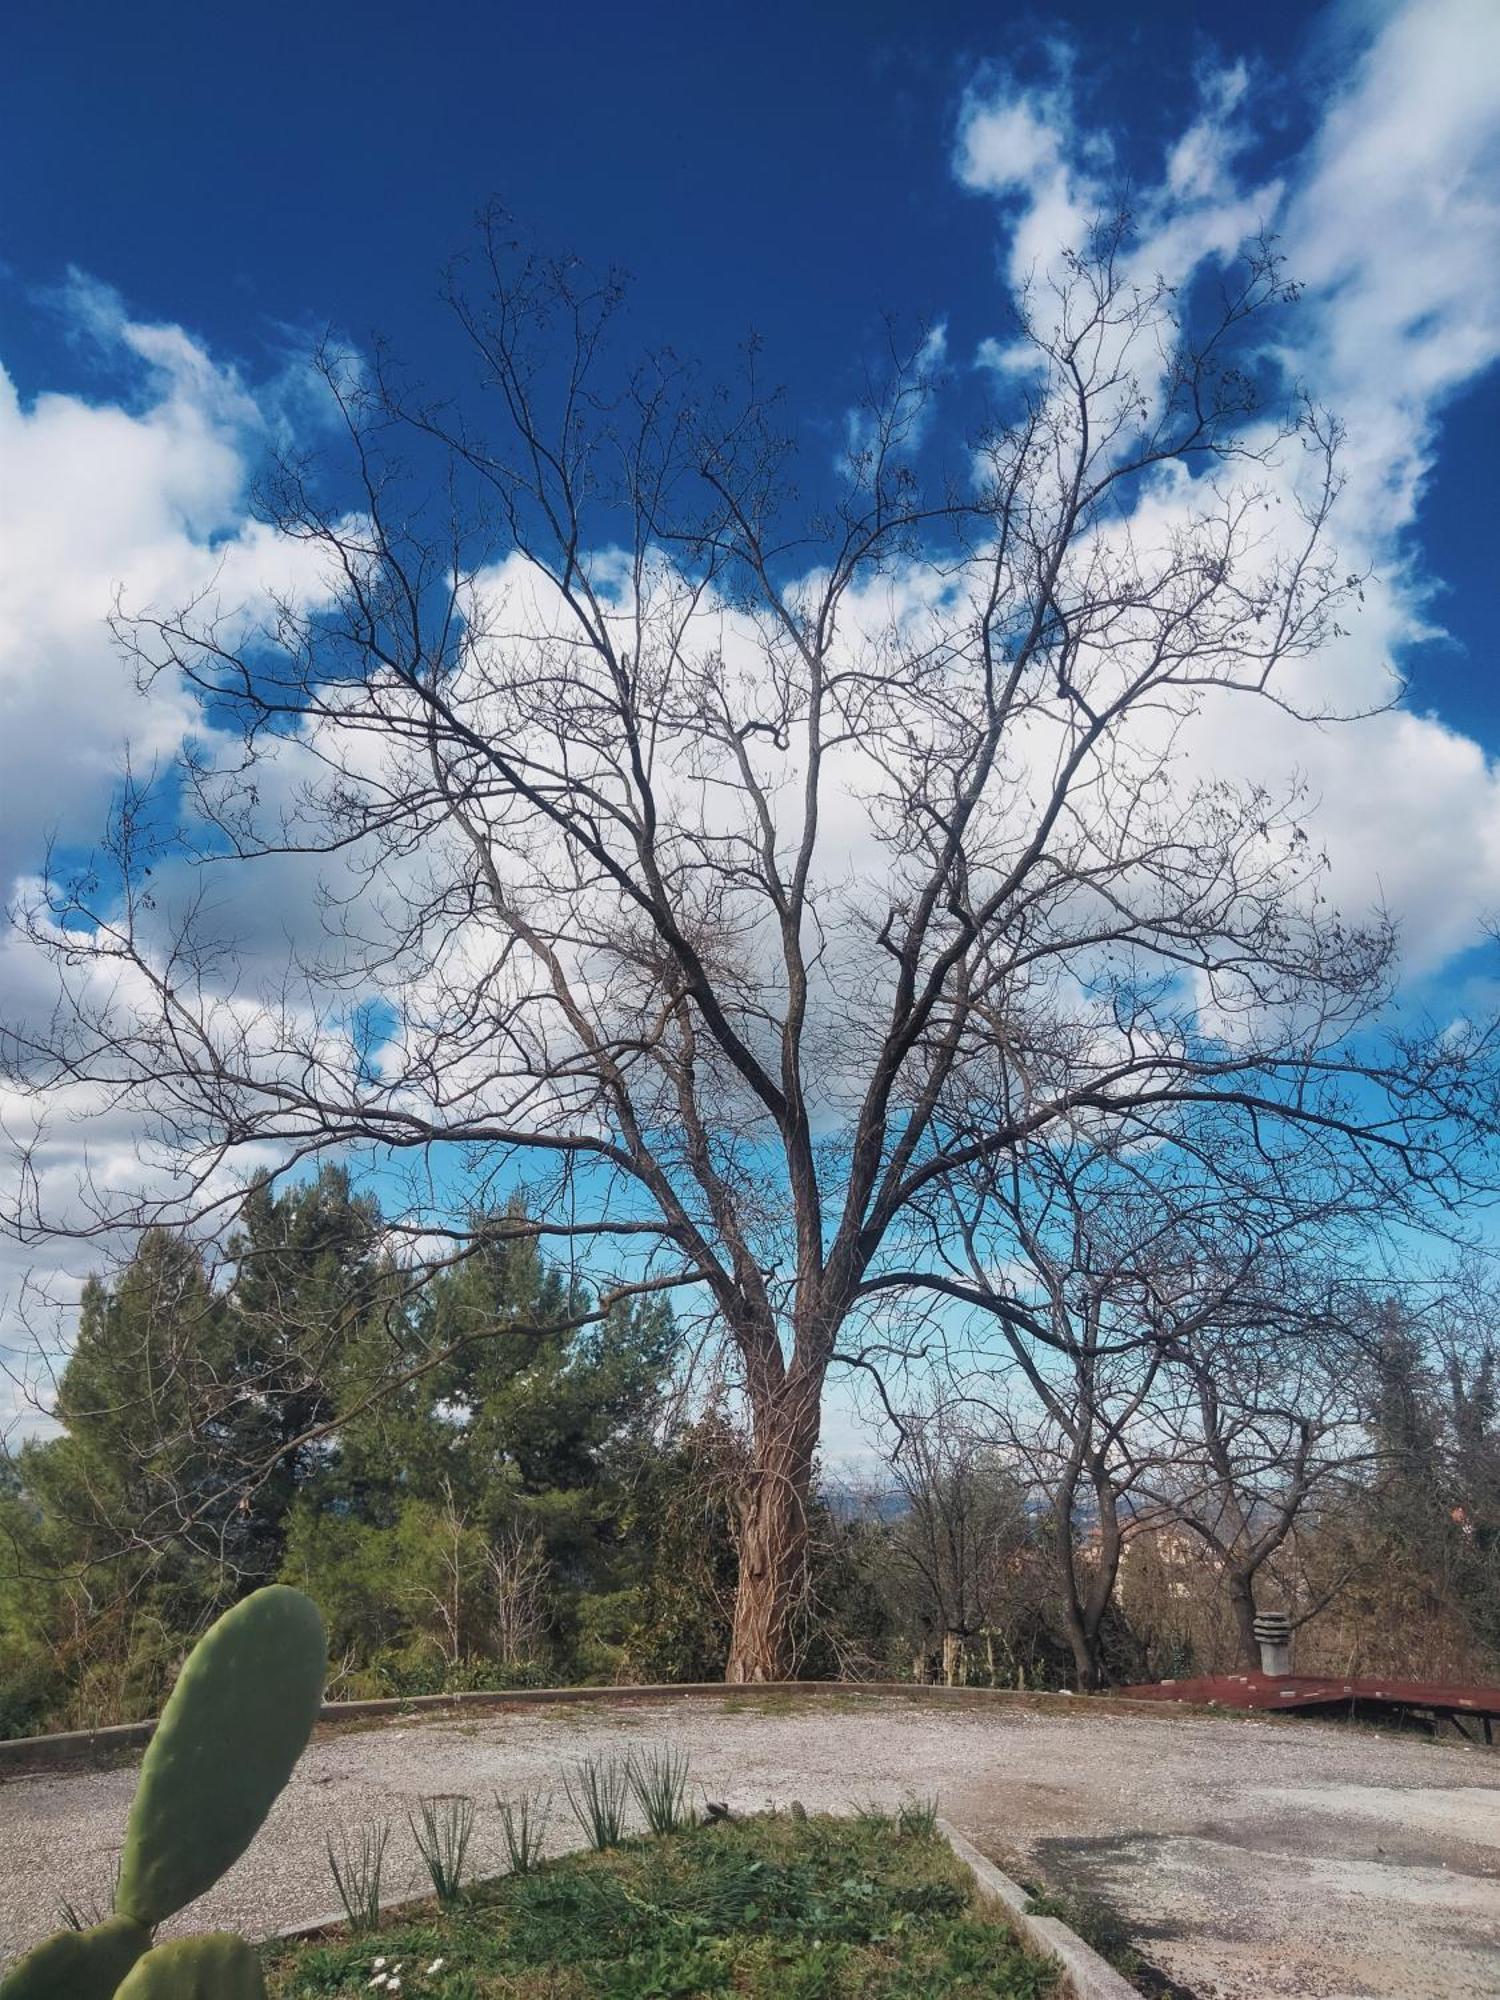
{"left": 272, "top": 1891, "right": 429, "bottom": 1945}
{"left": 937, "top": 1818, "right": 1141, "bottom": 2000}
{"left": 0, "top": 1677, "right": 1212, "bottom": 1777}
{"left": 0, "top": 1680, "right": 756, "bottom": 1774}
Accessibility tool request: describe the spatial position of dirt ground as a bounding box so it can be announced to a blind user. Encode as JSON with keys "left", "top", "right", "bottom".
{"left": 2, "top": 1692, "right": 1497, "bottom": 1999}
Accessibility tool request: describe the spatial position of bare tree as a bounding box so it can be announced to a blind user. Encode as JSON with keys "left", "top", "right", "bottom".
{"left": 874, "top": 1111, "right": 1385, "bottom": 1686}
{"left": 486, "top": 1520, "right": 549, "bottom": 1668}
{"left": 5, "top": 211, "right": 1491, "bottom": 1680}
{"left": 403, "top": 1475, "right": 483, "bottom": 1669}
{"left": 933, "top": 1253, "right": 1173, "bottom": 1691}
{"left": 882, "top": 1391, "right": 1028, "bottom": 1684}
{"left": 1143, "top": 1304, "right": 1370, "bottom": 1669}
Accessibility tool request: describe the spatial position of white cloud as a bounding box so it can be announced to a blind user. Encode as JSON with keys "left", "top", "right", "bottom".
{"left": 954, "top": 0, "right": 1500, "bottom": 976}
{"left": 956, "top": 80, "right": 1073, "bottom": 197}
{"left": 955, "top": 66, "right": 1099, "bottom": 287}
{"left": 3, "top": 0, "right": 1500, "bottom": 1436}
{"left": 1284, "top": 0, "right": 1500, "bottom": 525}
{"left": 0, "top": 287, "right": 343, "bottom": 1406}
{"left": 0, "top": 278, "right": 333, "bottom": 897}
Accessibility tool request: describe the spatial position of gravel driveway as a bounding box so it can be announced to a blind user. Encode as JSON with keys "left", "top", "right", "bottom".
{"left": 2, "top": 1692, "right": 1497, "bottom": 1999}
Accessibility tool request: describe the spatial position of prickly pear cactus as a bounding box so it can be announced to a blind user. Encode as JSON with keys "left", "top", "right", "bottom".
{"left": 114, "top": 1585, "right": 327, "bottom": 1929}
{"left": 0, "top": 1915, "right": 151, "bottom": 2000}
{"left": 114, "top": 1934, "right": 266, "bottom": 2000}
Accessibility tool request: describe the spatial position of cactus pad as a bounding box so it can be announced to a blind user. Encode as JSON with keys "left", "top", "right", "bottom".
{"left": 113, "top": 1934, "right": 267, "bottom": 2000}
{"left": 0, "top": 1914, "right": 151, "bottom": 2000}
{"left": 115, "top": 1585, "right": 326, "bottom": 1927}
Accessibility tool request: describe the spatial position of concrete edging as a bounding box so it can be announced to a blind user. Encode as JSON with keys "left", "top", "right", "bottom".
{"left": 0, "top": 1680, "right": 740, "bottom": 1774}
{"left": 938, "top": 1818, "right": 1141, "bottom": 2000}
{"left": 0, "top": 1677, "right": 1192, "bottom": 1778}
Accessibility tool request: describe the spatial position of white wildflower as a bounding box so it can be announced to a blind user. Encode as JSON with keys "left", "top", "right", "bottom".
{"left": 426, "top": 1960, "right": 445, "bottom": 1975}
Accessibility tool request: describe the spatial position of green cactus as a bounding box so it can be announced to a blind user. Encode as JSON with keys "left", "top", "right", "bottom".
{"left": 113, "top": 1935, "right": 267, "bottom": 2000}
{"left": 0, "top": 1586, "right": 325, "bottom": 2000}
{"left": 0, "top": 1917, "right": 151, "bottom": 2000}
{"left": 115, "top": 1585, "right": 327, "bottom": 1929}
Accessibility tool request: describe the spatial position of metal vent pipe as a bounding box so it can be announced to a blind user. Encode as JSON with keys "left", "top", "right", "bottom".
{"left": 1253, "top": 1611, "right": 1292, "bottom": 1677}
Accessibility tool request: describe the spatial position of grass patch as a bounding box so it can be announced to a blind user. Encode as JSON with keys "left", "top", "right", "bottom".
{"left": 711, "top": 1690, "right": 891, "bottom": 1720}
{"left": 264, "top": 1810, "right": 1060, "bottom": 1998}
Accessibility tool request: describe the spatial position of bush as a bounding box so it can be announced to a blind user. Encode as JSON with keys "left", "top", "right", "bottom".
{"left": 0, "top": 1652, "right": 62, "bottom": 1740}
{"left": 338, "top": 1649, "right": 555, "bottom": 1702}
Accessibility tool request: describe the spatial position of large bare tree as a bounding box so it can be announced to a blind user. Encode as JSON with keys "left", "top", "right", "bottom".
{"left": 6, "top": 212, "right": 1491, "bottom": 1679}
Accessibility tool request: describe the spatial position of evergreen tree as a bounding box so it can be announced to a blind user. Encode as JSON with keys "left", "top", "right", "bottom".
{"left": 2, "top": 1232, "right": 232, "bottom": 1727}
{"left": 280, "top": 1215, "right": 679, "bottom": 1691}
{"left": 217, "top": 1166, "right": 391, "bottom": 1578}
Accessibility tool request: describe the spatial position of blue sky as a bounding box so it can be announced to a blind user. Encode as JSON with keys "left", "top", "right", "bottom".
{"left": 2, "top": 0, "right": 1494, "bottom": 727}
{"left": 1, "top": 0, "right": 1498, "bottom": 1447}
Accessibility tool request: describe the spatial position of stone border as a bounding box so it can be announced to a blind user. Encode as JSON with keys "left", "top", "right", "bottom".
{"left": 938, "top": 1818, "right": 1141, "bottom": 2000}
{"left": 0, "top": 1678, "right": 1193, "bottom": 1777}
{"left": 0, "top": 1680, "right": 744, "bottom": 1774}
{"left": 269, "top": 1815, "right": 1141, "bottom": 1998}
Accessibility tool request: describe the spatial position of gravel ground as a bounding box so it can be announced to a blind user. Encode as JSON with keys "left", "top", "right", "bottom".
{"left": 2, "top": 1692, "right": 1498, "bottom": 1999}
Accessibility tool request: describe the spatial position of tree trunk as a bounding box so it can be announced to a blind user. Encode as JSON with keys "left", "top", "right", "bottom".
{"left": 1062, "top": 1602, "right": 1105, "bottom": 1691}
{"left": 1052, "top": 1457, "right": 1106, "bottom": 1690}
{"left": 725, "top": 1375, "right": 821, "bottom": 1682}
{"left": 942, "top": 1629, "right": 964, "bottom": 1686}
{"left": 1227, "top": 1568, "right": 1261, "bottom": 1671}
{"left": 1081, "top": 1462, "right": 1126, "bottom": 1690}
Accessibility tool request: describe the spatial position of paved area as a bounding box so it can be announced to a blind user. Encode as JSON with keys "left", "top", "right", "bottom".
{"left": 1, "top": 1693, "right": 1498, "bottom": 1998}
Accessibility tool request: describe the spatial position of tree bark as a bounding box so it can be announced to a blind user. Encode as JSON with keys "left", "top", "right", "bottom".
{"left": 1227, "top": 1568, "right": 1261, "bottom": 1671}
{"left": 1061, "top": 1595, "right": 1104, "bottom": 1691}
{"left": 942, "top": 1629, "right": 965, "bottom": 1686}
{"left": 1051, "top": 1449, "right": 1129, "bottom": 1691}
{"left": 1053, "top": 1456, "right": 1106, "bottom": 1690}
{"left": 725, "top": 1373, "right": 822, "bottom": 1682}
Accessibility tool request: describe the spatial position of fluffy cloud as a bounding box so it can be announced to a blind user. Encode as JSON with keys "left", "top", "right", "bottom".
{"left": 3, "top": 0, "right": 1500, "bottom": 1439}
{"left": 954, "top": 0, "right": 1500, "bottom": 977}
{"left": 1285, "top": 0, "right": 1500, "bottom": 524}
{"left": 0, "top": 283, "right": 340, "bottom": 1422}
{"left": 0, "top": 274, "right": 332, "bottom": 897}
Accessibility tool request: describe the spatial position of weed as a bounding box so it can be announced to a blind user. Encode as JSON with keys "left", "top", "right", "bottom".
{"left": 409, "top": 1793, "right": 475, "bottom": 1902}
{"left": 629, "top": 1742, "right": 693, "bottom": 1835}
{"left": 325, "top": 1820, "right": 391, "bottom": 1932}
{"left": 850, "top": 1800, "right": 892, "bottom": 1833}
{"left": 496, "top": 1788, "right": 552, "bottom": 1874}
{"left": 562, "top": 1751, "right": 631, "bottom": 1849}
{"left": 57, "top": 1850, "right": 121, "bottom": 1931}
{"left": 896, "top": 1794, "right": 940, "bottom": 1838}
